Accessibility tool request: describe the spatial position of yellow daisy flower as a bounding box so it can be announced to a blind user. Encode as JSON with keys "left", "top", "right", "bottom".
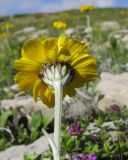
{"left": 0, "top": 32, "right": 8, "bottom": 39}
{"left": 14, "top": 35, "right": 97, "bottom": 108}
{"left": 53, "top": 21, "right": 67, "bottom": 29}
{"left": 1, "top": 23, "right": 13, "bottom": 29}
{"left": 80, "top": 4, "right": 94, "bottom": 12}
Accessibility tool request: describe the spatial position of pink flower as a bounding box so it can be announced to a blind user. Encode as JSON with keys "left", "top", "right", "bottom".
{"left": 68, "top": 123, "right": 84, "bottom": 136}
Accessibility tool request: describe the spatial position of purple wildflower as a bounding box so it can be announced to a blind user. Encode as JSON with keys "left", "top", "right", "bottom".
{"left": 109, "top": 104, "right": 120, "bottom": 113}
{"left": 73, "top": 156, "right": 81, "bottom": 160}
{"left": 80, "top": 153, "right": 88, "bottom": 160}
{"left": 88, "top": 153, "right": 97, "bottom": 160}
{"left": 68, "top": 123, "right": 84, "bottom": 136}
{"left": 73, "top": 153, "right": 88, "bottom": 160}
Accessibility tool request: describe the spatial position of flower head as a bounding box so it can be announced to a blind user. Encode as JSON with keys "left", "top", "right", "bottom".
{"left": 73, "top": 153, "right": 88, "bottom": 160}
{"left": 68, "top": 123, "right": 84, "bottom": 136}
{"left": 80, "top": 4, "right": 94, "bottom": 12}
{"left": 88, "top": 153, "right": 97, "bottom": 160}
{"left": 109, "top": 104, "right": 120, "bottom": 113}
{"left": 53, "top": 21, "right": 67, "bottom": 29}
{"left": 73, "top": 156, "right": 81, "bottom": 160}
{"left": 0, "top": 32, "right": 8, "bottom": 39}
{"left": 14, "top": 35, "right": 97, "bottom": 108}
{"left": 1, "top": 23, "right": 13, "bottom": 29}
{"left": 80, "top": 153, "right": 88, "bottom": 160}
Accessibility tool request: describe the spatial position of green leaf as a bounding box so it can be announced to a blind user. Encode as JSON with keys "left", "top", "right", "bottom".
{"left": 123, "top": 151, "right": 128, "bottom": 156}
{"left": 66, "top": 136, "right": 75, "bottom": 147}
{"left": 42, "top": 115, "right": 53, "bottom": 128}
{"left": 0, "top": 110, "right": 13, "bottom": 127}
{"left": 30, "top": 130, "right": 39, "bottom": 141}
{"left": 23, "top": 152, "right": 37, "bottom": 160}
{"left": 31, "top": 111, "right": 42, "bottom": 131}
{"left": 92, "top": 144, "right": 99, "bottom": 153}
{"left": 94, "top": 118, "right": 103, "bottom": 127}
{"left": 17, "top": 124, "right": 29, "bottom": 143}
{"left": 0, "top": 137, "right": 11, "bottom": 151}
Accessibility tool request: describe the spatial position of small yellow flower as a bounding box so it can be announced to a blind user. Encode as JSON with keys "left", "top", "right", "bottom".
{"left": 80, "top": 4, "right": 94, "bottom": 12}
{"left": 53, "top": 21, "right": 67, "bottom": 29}
{"left": 0, "top": 32, "right": 8, "bottom": 39}
{"left": 1, "top": 23, "right": 13, "bottom": 29}
{"left": 14, "top": 35, "right": 97, "bottom": 108}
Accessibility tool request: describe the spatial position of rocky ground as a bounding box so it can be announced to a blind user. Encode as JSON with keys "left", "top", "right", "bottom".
{"left": 0, "top": 72, "right": 128, "bottom": 159}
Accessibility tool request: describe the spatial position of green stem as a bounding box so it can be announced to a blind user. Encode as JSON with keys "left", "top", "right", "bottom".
{"left": 86, "top": 14, "right": 90, "bottom": 28}
{"left": 5, "top": 35, "right": 13, "bottom": 86}
{"left": 53, "top": 81, "right": 63, "bottom": 160}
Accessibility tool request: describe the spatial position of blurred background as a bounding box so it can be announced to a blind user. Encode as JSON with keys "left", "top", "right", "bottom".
{"left": 0, "top": 0, "right": 128, "bottom": 16}
{"left": 0, "top": 0, "right": 128, "bottom": 160}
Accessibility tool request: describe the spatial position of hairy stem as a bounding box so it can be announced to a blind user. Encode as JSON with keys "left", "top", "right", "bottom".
{"left": 42, "top": 129, "right": 59, "bottom": 160}
{"left": 53, "top": 81, "right": 63, "bottom": 160}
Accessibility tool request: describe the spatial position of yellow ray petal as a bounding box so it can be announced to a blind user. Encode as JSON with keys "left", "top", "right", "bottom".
{"left": 64, "top": 87, "right": 76, "bottom": 97}
{"left": 74, "top": 56, "right": 96, "bottom": 69}
{"left": 43, "top": 38, "right": 58, "bottom": 61}
{"left": 57, "top": 47, "right": 70, "bottom": 62}
{"left": 21, "top": 39, "right": 47, "bottom": 64}
{"left": 73, "top": 56, "right": 97, "bottom": 80}
{"left": 67, "top": 39, "right": 88, "bottom": 56}
{"left": 58, "top": 35, "right": 68, "bottom": 50}
{"left": 14, "top": 72, "right": 38, "bottom": 91}
{"left": 14, "top": 57, "right": 41, "bottom": 72}
{"left": 68, "top": 71, "right": 86, "bottom": 89}
{"left": 33, "top": 79, "right": 43, "bottom": 102}
{"left": 70, "top": 53, "right": 90, "bottom": 67}
{"left": 74, "top": 58, "right": 97, "bottom": 78}
{"left": 78, "top": 68, "right": 97, "bottom": 80}
{"left": 40, "top": 87, "right": 55, "bottom": 108}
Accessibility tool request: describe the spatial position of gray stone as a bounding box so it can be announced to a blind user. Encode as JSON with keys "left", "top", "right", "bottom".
{"left": 109, "top": 30, "right": 128, "bottom": 50}
{"left": 100, "top": 21, "right": 120, "bottom": 31}
{"left": 84, "top": 27, "right": 93, "bottom": 34}
{"left": 87, "top": 123, "right": 100, "bottom": 133}
{"left": 14, "top": 27, "right": 36, "bottom": 35}
{"left": 102, "top": 122, "right": 117, "bottom": 130}
{"left": 62, "top": 89, "right": 92, "bottom": 120}
{"left": 3, "top": 87, "right": 10, "bottom": 93}
{"left": 0, "top": 90, "right": 92, "bottom": 120}
{"left": 99, "top": 42, "right": 111, "bottom": 52}
{"left": 76, "top": 25, "right": 85, "bottom": 30}
{"left": 64, "top": 28, "right": 76, "bottom": 37}
{"left": 87, "top": 122, "right": 121, "bottom": 141}
{"left": 0, "top": 96, "right": 54, "bottom": 117}
{"left": 0, "top": 134, "right": 53, "bottom": 160}
{"left": 29, "top": 29, "right": 49, "bottom": 39}
{"left": 114, "top": 34, "right": 122, "bottom": 40}
{"left": 122, "top": 34, "right": 128, "bottom": 42}
{"left": 121, "top": 63, "right": 128, "bottom": 70}
{"left": 121, "top": 34, "right": 128, "bottom": 50}
{"left": 17, "top": 36, "right": 26, "bottom": 42}
{"left": 96, "top": 72, "right": 128, "bottom": 110}
{"left": 124, "top": 43, "right": 128, "bottom": 50}
{"left": 3, "top": 84, "right": 19, "bottom": 93}
{"left": 10, "top": 84, "right": 19, "bottom": 91}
